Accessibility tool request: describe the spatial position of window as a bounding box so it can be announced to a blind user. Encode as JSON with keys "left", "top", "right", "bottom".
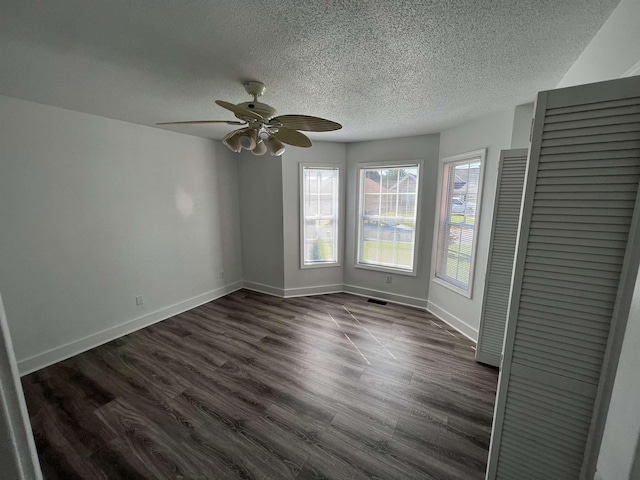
{"left": 434, "top": 149, "right": 485, "bottom": 295}
{"left": 301, "top": 166, "right": 339, "bottom": 267}
{"left": 357, "top": 164, "right": 420, "bottom": 273}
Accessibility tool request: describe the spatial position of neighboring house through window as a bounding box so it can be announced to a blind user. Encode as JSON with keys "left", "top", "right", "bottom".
{"left": 357, "top": 163, "right": 421, "bottom": 274}
{"left": 433, "top": 149, "right": 485, "bottom": 296}
{"left": 301, "top": 166, "right": 339, "bottom": 267}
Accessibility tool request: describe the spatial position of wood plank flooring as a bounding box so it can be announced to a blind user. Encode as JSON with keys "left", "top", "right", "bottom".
{"left": 22, "top": 289, "right": 498, "bottom": 479}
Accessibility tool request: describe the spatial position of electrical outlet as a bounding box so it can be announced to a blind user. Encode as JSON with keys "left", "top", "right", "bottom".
{"left": 220, "top": 269, "right": 225, "bottom": 278}
{"left": 385, "top": 275, "right": 392, "bottom": 284}
{"left": 135, "top": 295, "right": 144, "bottom": 306}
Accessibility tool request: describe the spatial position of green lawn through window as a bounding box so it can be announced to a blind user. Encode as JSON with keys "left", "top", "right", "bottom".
{"left": 362, "top": 240, "right": 413, "bottom": 269}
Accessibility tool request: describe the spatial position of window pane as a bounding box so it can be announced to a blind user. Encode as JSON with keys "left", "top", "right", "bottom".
{"left": 302, "top": 167, "right": 339, "bottom": 265}
{"left": 435, "top": 154, "right": 483, "bottom": 292}
{"left": 358, "top": 165, "right": 420, "bottom": 271}
{"left": 364, "top": 193, "right": 381, "bottom": 215}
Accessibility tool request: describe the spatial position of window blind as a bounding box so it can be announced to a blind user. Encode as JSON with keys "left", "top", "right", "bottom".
{"left": 435, "top": 151, "right": 485, "bottom": 294}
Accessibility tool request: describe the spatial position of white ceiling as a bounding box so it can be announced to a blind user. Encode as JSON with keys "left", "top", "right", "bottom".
{"left": 0, "top": 0, "right": 621, "bottom": 143}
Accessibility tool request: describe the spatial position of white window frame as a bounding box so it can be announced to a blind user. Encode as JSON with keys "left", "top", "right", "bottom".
{"left": 431, "top": 148, "right": 486, "bottom": 298}
{"left": 355, "top": 160, "right": 423, "bottom": 276}
{"left": 300, "top": 164, "right": 341, "bottom": 269}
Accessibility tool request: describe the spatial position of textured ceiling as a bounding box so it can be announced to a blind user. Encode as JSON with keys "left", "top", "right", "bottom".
{"left": 0, "top": 0, "right": 621, "bottom": 142}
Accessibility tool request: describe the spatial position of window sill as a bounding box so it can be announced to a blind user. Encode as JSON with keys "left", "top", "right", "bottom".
{"left": 301, "top": 262, "right": 341, "bottom": 270}
{"left": 354, "top": 263, "right": 417, "bottom": 277}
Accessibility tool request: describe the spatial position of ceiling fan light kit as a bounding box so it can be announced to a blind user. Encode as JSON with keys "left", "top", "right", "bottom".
{"left": 222, "top": 130, "right": 243, "bottom": 152}
{"left": 251, "top": 139, "right": 268, "bottom": 156}
{"left": 267, "top": 136, "right": 286, "bottom": 156}
{"left": 238, "top": 128, "right": 258, "bottom": 150}
{"left": 157, "top": 81, "right": 342, "bottom": 157}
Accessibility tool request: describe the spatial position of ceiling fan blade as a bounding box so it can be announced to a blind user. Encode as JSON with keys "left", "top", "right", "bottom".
{"left": 156, "top": 120, "right": 246, "bottom": 125}
{"left": 272, "top": 114, "right": 342, "bottom": 132}
{"left": 273, "top": 128, "right": 312, "bottom": 148}
{"left": 215, "top": 100, "right": 264, "bottom": 121}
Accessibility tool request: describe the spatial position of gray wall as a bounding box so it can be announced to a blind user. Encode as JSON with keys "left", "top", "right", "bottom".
{"left": 281, "top": 142, "right": 347, "bottom": 295}
{"left": 0, "top": 95, "right": 243, "bottom": 372}
{"left": 0, "top": 94, "right": 525, "bottom": 370}
{"left": 344, "top": 134, "right": 440, "bottom": 306}
{"left": 238, "top": 153, "right": 285, "bottom": 293}
{"left": 428, "top": 109, "right": 515, "bottom": 340}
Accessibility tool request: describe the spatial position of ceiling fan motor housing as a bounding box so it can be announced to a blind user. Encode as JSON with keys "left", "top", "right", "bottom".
{"left": 237, "top": 101, "right": 278, "bottom": 121}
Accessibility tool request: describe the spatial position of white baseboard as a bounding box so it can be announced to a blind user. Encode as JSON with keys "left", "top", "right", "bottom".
{"left": 343, "top": 284, "right": 429, "bottom": 309}
{"left": 18, "top": 281, "right": 243, "bottom": 376}
{"left": 17, "top": 281, "right": 480, "bottom": 375}
{"left": 427, "top": 300, "right": 478, "bottom": 343}
{"left": 284, "top": 284, "right": 343, "bottom": 298}
{"left": 242, "top": 281, "right": 285, "bottom": 297}
{"left": 244, "top": 281, "right": 343, "bottom": 298}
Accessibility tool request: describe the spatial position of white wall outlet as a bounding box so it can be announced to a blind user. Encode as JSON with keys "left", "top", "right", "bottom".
{"left": 386, "top": 275, "right": 392, "bottom": 284}
{"left": 135, "top": 295, "right": 144, "bottom": 306}
{"left": 220, "top": 269, "right": 225, "bottom": 278}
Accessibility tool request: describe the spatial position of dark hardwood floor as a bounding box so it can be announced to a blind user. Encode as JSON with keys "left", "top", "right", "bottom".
{"left": 22, "top": 289, "right": 498, "bottom": 479}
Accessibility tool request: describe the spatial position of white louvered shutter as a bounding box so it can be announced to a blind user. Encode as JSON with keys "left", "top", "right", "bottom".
{"left": 486, "top": 76, "right": 640, "bottom": 480}
{"left": 476, "top": 149, "right": 528, "bottom": 367}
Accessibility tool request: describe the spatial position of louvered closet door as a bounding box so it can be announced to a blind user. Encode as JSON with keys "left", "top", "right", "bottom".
{"left": 486, "top": 76, "right": 640, "bottom": 480}
{"left": 476, "top": 149, "right": 528, "bottom": 367}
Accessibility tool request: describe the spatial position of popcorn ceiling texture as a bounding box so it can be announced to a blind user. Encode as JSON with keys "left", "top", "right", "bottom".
{"left": 0, "top": 0, "right": 621, "bottom": 142}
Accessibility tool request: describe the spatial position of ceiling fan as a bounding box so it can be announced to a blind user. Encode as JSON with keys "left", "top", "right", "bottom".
{"left": 157, "top": 81, "right": 342, "bottom": 156}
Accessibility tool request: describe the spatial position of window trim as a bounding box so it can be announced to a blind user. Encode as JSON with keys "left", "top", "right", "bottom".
{"left": 299, "top": 163, "right": 342, "bottom": 269}
{"left": 354, "top": 160, "right": 423, "bottom": 276}
{"left": 431, "top": 148, "right": 486, "bottom": 298}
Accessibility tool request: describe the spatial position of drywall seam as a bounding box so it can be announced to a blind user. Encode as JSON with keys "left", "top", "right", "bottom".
{"left": 427, "top": 300, "right": 479, "bottom": 342}
{"left": 17, "top": 281, "right": 243, "bottom": 375}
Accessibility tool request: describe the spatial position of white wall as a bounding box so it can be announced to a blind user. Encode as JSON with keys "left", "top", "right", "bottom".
{"left": 344, "top": 134, "right": 440, "bottom": 307}
{"left": 557, "top": 0, "right": 640, "bottom": 87}
{"left": 427, "top": 109, "right": 515, "bottom": 340}
{"left": 281, "top": 142, "right": 347, "bottom": 296}
{"left": 595, "top": 253, "right": 640, "bottom": 480}
{"left": 237, "top": 152, "right": 285, "bottom": 294}
{"left": 0, "top": 95, "right": 243, "bottom": 373}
